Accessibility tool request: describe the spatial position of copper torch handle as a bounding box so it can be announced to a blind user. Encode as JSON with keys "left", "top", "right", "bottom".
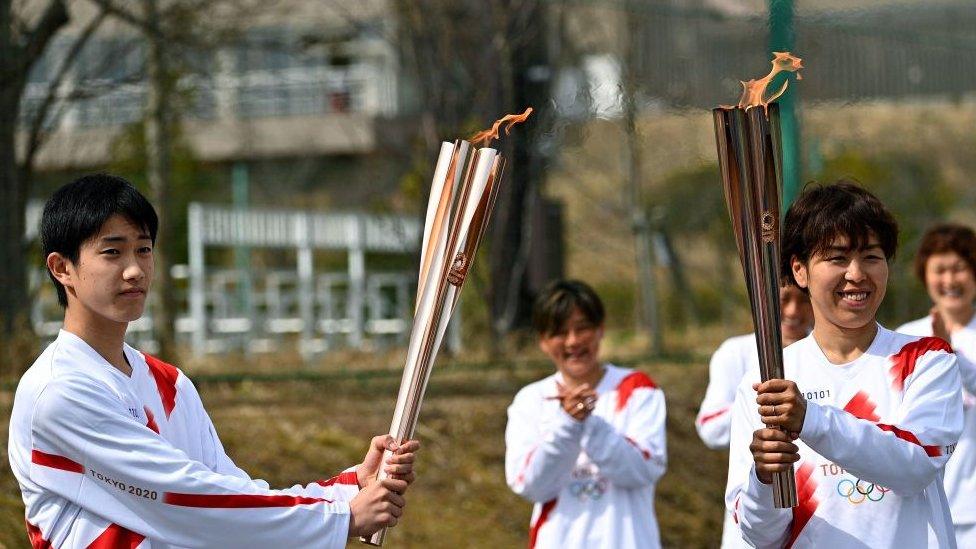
{"left": 713, "top": 104, "right": 798, "bottom": 509}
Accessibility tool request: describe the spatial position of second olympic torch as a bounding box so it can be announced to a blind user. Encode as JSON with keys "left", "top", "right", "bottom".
{"left": 712, "top": 53, "right": 803, "bottom": 509}
{"left": 362, "top": 109, "right": 531, "bottom": 546}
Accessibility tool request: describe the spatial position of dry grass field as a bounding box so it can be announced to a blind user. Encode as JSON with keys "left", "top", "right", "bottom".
{"left": 0, "top": 354, "right": 729, "bottom": 548}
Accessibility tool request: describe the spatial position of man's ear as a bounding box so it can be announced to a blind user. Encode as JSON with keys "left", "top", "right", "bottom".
{"left": 791, "top": 256, "right": 809, "bottom": 289}
{"left": 46, "top": 252, "right": 74, "bottom": 289}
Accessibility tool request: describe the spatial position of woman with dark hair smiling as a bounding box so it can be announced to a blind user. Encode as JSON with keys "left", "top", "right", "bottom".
{"left": 505, "top": 279, "right": 667, "bottom": 548}
{"left": 726, "top": 181, "right": 962, "bottom": 548}
{"left": 898, "top": 223, "right": 976, "bottom": 547}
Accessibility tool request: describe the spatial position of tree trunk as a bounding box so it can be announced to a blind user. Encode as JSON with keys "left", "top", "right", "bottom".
{"left": 144, "top": 0, "right": 178, "bottom": 360}
{"left": 622, "top": 4, "right": 662, "bottom": 354}
{"left": 489, "top": 0, "right": 550, "bottom": 343}
{"left": 0, "top": 80, "right": 30, "bottom": 332}
{"left": 0, "top": 0, "right": 68, "bottom": 375}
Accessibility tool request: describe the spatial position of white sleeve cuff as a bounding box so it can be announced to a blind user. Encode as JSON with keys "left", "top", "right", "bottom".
{"left": 327, "top": 502, "right": 352, "bottom": 548}
{"left": 556, "top": 406, "right": 584, "bottom": 426}
{"left": 580, "top": 414, "right": 615, "bottom": 460}
{"left": 550, "top": 406, "right": 585, "bottom": 441}
{"left": 745, "top": 464, "right": 776, "bottom": 506}
{"left": 799, "top": 400, "right": 827, "bottom": 440}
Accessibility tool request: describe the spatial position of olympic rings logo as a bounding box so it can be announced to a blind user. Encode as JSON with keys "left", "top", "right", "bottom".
{"left": 569, "top": 478, "right": 607, "bottom": 501}
{"left": 836, "top": 478, "right": 890, "bottom": 504}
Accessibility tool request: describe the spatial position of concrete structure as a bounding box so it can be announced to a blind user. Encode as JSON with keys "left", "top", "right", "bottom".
{"left": 19, "top": 0, "right": 402, "bottom": 172}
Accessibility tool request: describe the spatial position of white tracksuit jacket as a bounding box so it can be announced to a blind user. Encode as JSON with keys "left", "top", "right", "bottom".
{"left": 505, "top": 364, "right": 667, "bottom": 549}
{"left": 698, "top": 334, "right": 760, "bottom": 450}
{"left": 696, "top": 333, "right": 759, "bottom": 548}
{"left": 898, "top": 315, "right": 976, "bottom": 532}
{"left": 9, "top": 330, "right": 360, "bottom": 548}
{"left": 726, "top": 326, "right": 962, "bottom": 548}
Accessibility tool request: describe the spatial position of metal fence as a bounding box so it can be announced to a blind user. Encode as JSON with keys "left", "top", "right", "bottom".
{"left": 626, "top": 2, "right": 976, "bottom": 107}
{"left": 186, "top": 203, "right": 424, "bottom": 357}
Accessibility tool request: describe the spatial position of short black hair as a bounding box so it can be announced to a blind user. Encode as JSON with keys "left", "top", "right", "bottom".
{"left": 781, "top": 180, "right": 898, "bottom": 289}
{"left": 41, "top": 174, "right": 158, "bottom": 307}
{"left": 532, "top": 279, "right": 605, "bottom": 336}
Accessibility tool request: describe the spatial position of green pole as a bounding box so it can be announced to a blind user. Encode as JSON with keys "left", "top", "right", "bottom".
{"left": 232, "top": 163, "right": 252, "bottom": 320}
{"left": 769, "top": 0, "right": 801, "bottom": 208}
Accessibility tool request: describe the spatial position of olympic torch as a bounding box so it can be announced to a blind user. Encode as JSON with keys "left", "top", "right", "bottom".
{"left": 362, "top": 109, "right": 530, "bottom": 546}
{"left": 712, "top": 53, "right": 803, "bottom": 509}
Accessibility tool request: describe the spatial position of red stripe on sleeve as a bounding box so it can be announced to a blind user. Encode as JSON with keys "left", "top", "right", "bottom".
{"left": 86, "top": 523, "right": 145, "bottom": 549}
{"left": 144, "top": 407, "right": 160, "bottom": 434}
{"left": 876, "top": 424, "right": 943, "bottom": 457}
{"left": 843, "top": 391, "right": 881, "bottom": 422}
{"left": 616, "top": 371, "right": 658, "bottom": 412}
{"left": 786, "top": 462, "right": 820, "bottom": 548}
{"left": 528, "top": 498, "right": 557, "bottom": 549}
{"left": 624, "top": 436, "right": 652, "bottom": 460}
{"left": 31, "top": 450, "right": 84, "bottom": 474}
{"left": 697, "top": 406, "right": 731, "bottom": 425}
{"left": 144, "top": 353, "right": 179, "bottom": 419}
{"left": 889, "top": 337, "right": 952, "bottom": 391}
{"left": 515, "top": 447, "right": 538, "bottom": 486}
{"left": 26, "top": 520, "right": 52, "bottom": 549}
{"left": 163, "top": 492, "right": 333, "bottom": 508}
{"left": 317, "top": 471, "right": 359, "bottom": 487}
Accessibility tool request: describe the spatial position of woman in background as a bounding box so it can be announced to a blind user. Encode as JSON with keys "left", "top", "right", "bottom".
{"left": 898, "top": 223, "right": 976, "bottom": 546}
{"left": 504, "top": 279, "right": 667, "bottom": 548}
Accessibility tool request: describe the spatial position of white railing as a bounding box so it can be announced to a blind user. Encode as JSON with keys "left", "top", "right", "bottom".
{"left": 185, "top": 203, "right": 425, "bottom": 357}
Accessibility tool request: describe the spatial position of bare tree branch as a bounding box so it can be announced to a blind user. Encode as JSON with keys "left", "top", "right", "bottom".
{"left": 0, "top": 0, "right": 70, "bottom": 342}
{"left": 85, "top": 0, "right": 249, "bottom": 51}
{"left": 24, "top": 9, "right": 108, "bottom": 173}
{"left": 23, "top": 0, "right": 69, "bottom": 68}
{"left": 85, "top": 0, "right": 155, "bottom": 35}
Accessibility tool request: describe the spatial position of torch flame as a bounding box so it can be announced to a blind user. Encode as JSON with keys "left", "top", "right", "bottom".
{"left": 470, "top": 107, "right": 533, "bottom": 147}
{"left": 737, "top": 52, "right": 803, "bottom": 111}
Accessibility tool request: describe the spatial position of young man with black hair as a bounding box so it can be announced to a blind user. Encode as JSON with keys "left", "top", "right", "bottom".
{"left": 505, "top": 279, "right": 667, "bottom": 548}
{"left": 9, "top": 174, "right": 420, "bottom": 548}
{"left": 725, "top": 181, "right": 963, "bottom": 548}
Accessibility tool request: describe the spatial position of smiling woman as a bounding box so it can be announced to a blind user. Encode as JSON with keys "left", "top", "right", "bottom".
{"left": 781, "top": 180, "right": 899, "bottom": 362}
{"left": 898, "top": 223, "right": 976, "bottom": 547}
{"left": 505, "top": 279, "right": 667, "bottom": 549}
{"left": 726, "top": 180, "right": 963, "bottom": 549}
{"left": 790, "top": 232, "right": 889, "bottom": 353}
{"left": 533, "top": 282, "right": 606, "bottom": 394}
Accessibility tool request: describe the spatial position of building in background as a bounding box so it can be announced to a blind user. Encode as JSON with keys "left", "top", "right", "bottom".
{"left": 18, "top": 1, "right": 430, "bottom": 356}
